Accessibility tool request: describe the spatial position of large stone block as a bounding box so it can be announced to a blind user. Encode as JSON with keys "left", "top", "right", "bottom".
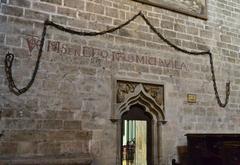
{"left": 47, "top": 131, "right": 75, "bottom": 141}
{"left": 161, "top": 20, "right": 174, "bottom": 30}
{"left": 52, "top": 15, "right": 68, "bottom": 25}
{"left": 106, "top": 7, "right": 118, "bottom": 18}
{"left": 200, "top": 30, "right": 213, "bottom": 39}
{"left": 17, "top": 142, "right": 38, "bottom": 155}
{"left": 6, "top": 35, "right": 21, "bottom": 47}
{"left": 33, "top": 2, "right": 56, "bottom": 13}
{"left": 25, "top": 9, "right": 49, "bottom": 21}
{"left": 63, "top": 120, "right": 82, "bottom": 130}
{"left": 187, "top": 26, "right": 199, "bottom": 35}
{"left": 0, "top": 142, "right": 18, "bottom": 156}
{"left": 68, "top": 19, "right": 88, "bottom": 29}
{"left": 2, "top": 5, "right": 23, "bottom": 17}
{"left": 3, "top": 119, "right": 40, "bottom": 130}
{"left": 86, "top": 2, "right": 104, "bottom": 14}
{"left": 41, "top": 0, "right": 62, "bottom": 5}
{"left": 3, "top": 130, "right": 47, "bottom": 142}
{"left": 60, "top": 141, "right": 89, "bottom": 154}
{"left": 44, "top": 110, "right": 74, "bottom": 120}
{"left": 75, "top": 131, "right": 92, "bottom": 140}
{"left": 57, "top": 7, "right": 77, "bottom": 17}
{"left": 9, "top": 0, "right": 31, "bottom": 8}
{"left": 37, "top": 142, "right": 61, "bottom": 155}
{"left": 64, "top": 0, "right": 84, "bottom": 10}
{"left": 41, "top": 120, "right": 63, "bottom": 130}
{"left": 174, "top": 24, "right": 186, "bottom": 33}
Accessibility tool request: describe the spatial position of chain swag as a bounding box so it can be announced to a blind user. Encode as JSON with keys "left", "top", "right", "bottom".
{"left": 4, "top": 11, "right": 230, "bottom": 108}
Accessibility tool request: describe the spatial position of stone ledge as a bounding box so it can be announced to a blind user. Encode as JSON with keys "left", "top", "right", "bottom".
{"left": 0, "top": 153, "right": 92, "bottom": 165}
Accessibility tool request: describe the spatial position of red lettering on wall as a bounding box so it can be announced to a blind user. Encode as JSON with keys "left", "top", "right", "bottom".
{"left": 83, "top": 46, "right": 93, "bottom": 57}
{"left": 60, "top": 44, "right": 68, "bottom": 54}
{"left": 164, "top": 59, "right": 172, "bottom": 67}
{"left": 112, "top": 52, "right": 126, "bottom": 61}
{"left": 158, "top": 59, "right": 164, "bottom": 67}
{"left": 74, "top": 48, "right": 81, "bottom": 56}
{"left": 148, "top": 57, "right": 157, "bottom": 65}
{"left": 181, "top": 62, "right": 188, "bottom": 70}
{"left": 125, "top": 54, "right": 135, "bottom": 63}
{"left": 24, "top": 36, "right": 188, "bottom": 71}
{"left": 26, "top": 37, "right": 39, "bottom": 53}
{"left": 47, "top": 40, "right": 60, "bottom": 53}
{"left": 101, "top": 50, "right": 108, "bottom": 59}
{"left": 136, "top": 55, "right": 145, "bottom": 64}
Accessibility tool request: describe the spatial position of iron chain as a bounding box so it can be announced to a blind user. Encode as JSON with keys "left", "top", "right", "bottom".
{"left": 4, "top": 11, "right": 230, "bottom": 107}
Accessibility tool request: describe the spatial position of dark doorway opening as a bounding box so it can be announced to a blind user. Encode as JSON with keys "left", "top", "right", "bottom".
{"left": 121, "top": 104, "right": 152, "bottom": 165}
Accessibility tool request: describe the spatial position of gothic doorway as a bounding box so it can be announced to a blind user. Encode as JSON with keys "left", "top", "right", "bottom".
{"left": 112, "top": 79, "right": 166, "bottom": 165}
{"left": 121, "top": 104, "right": 153, "bottom": 165}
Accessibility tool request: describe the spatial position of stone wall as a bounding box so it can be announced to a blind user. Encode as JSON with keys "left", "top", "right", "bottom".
{"left": 0, "top": 0, "right": 240, "bottom": 164}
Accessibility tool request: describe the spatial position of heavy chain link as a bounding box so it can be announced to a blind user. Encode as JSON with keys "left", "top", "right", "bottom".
{"left": 5, "top": 23, "right": 47, "bottom": 96}
{"left": 4, "top": 11, "right": 230, "bottom": 107}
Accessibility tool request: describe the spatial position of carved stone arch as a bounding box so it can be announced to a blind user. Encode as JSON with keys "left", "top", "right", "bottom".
{"left": 112, "top": 79, "right": 166, "bottom": 165}
{"left": 118, "top": 84, "right": 165, "bottom": 123}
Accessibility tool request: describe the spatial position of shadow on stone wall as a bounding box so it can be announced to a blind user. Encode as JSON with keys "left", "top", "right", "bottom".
{"left": 175, "top": 146, "right": 188, "bottom": 165}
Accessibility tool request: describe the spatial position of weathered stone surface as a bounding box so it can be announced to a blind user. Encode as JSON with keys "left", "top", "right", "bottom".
{"left": 25, "top": 9, "right": 49, "bottom": 21}
{"left": 2, "top": 5, "right": 23, "bottom": 16}
{"left": 63, "top": 120, "right": 82, "bottom": 130}
{"left": 0, "top": 34, "right": 5, "bottom": 44}
{"left": 6, "top": 35, "right": 21, "bottom": 47}
{"left": 0, "top": 154, "right": 92, "bottom": 165}
{"left": 2, "top": 130, "right": 46, "bottom": 142}
{"left": 161, "top": 20, "right": 174, "bottom": 30}
{"left": 41, "top": 120, "right": 63, "bottom": 130}
{"left": 52, "top": 15, "right": 68, "bottom": 25}
{"left": 44, "top": 110, "right": 74, "bottom": 120}
{"left": 64, "top": 0, "right": 84, "bottom": 9}
{"left": 86, "top": 2, "right": 104, "bottom": 14}
{"left": 37, "top": 142, "right": 61, "bottom": 155}
{"left": 105, "top": 7, "right": 118, "bottom": 18}
{"left": 68, "top": 19, "right": 87, "bottom": 28}
{"left": 9, "top": 0, "right": 31, "bottom": 8}
{"left": 33, "top": 2, "right": 56, "bottom": 13}
{"left": 41, "top": 0, "right": 62, "bottom": 5}
{"left": 3, "top": 119, "right": 40, "bottom": 130}
{"left": 0, "top": 142, "right": 18, "bottom": 155}
{"left": 60, "top": 141, "right": 89, "bottom": 153}
{"left": 57, "top": 7, "right": 77, "bottom": 17}
{"left": 0, "top": 0, "right": 240, "bottom": 164}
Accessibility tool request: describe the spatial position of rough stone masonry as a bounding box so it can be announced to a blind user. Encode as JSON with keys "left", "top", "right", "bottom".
{"left": 0, "top": 0, "right": 240, "bottom": 164}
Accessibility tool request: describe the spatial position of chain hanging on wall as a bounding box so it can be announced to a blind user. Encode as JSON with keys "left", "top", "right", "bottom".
{"left": 5, "top": 11, "right": 230, "bottom": 108}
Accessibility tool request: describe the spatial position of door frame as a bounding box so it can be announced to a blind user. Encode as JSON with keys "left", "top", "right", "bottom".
{"left": 121, "top": 104, "right": 153, "bottom": 165}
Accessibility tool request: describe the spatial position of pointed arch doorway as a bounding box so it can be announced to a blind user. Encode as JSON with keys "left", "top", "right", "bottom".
{"left": 121, "top": 104, "right": 153, "bottom": 165}
{"left": 112, "top": 79, "right": 167, "bottom": 165}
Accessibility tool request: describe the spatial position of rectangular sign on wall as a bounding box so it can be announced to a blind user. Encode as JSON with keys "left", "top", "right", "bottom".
{"left": 187, "top": 94, "right": 197, "bottom": 103}
{"left": 132, "top": 0, "right": 207, "bottom": 20}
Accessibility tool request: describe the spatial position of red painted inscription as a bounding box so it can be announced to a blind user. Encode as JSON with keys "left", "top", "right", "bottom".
{"left": 25, "top": 36, "right": 188, "bottom": 70}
